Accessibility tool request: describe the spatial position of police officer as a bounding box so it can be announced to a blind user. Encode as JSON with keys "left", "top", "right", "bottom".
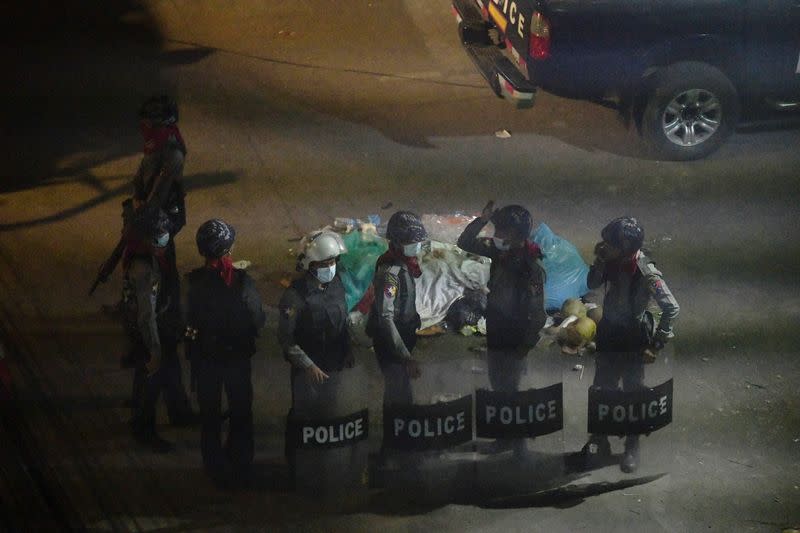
{"left": 581, "top": 216, "right": 680, "bottom": 473}
{"left": 123, "top": 207, "right": 193, "bottom": 452}
{"left": 132, "top": 95, "right": 187, "bottom": 341}
{"left": 133, "top": 95, "right": 187, "bottom": 225}
{"left": 458, "top": 201, "right": 547, "bottom": 456}
{"left": 278, "top": 230, "right": 353, "bottom": 479}
{"left": 367, "top": 212, "right": 428, "bottom": 411}
{"left": 185, "top": 219, "right": 266, "bottom": 487}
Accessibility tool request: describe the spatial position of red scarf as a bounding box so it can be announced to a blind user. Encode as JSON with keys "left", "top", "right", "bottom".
{"left": 207, "top": 255, "right": 235, "bottom": 287}
{"left": 376, "top": 244, "right": 422, "bottom": 278}
{"left": 140, "top": 123, "right": 186, "bottom": 155}
{"left": 604, "top": 251, "right": 639, "bottom": 278}
{"left": 122, "top": 236, "right": 169, "bottom": 272}
{"left": 498, "top": 240, "right": 543, "bottom": 262}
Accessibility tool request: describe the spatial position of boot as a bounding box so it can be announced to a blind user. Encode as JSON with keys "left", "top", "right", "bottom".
{"left": 580, "top": 435, "right": 611, "bottom": 469}
{"left": 621, "top": 435, "right": 640, "bottom": 473}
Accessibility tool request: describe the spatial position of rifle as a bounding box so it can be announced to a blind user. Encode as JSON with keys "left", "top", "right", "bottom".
{"left": 88, "top": 238, "right": 126, "bottom": 296}
{"left": 88, "top": 198, "right": 135, "bottom": 296}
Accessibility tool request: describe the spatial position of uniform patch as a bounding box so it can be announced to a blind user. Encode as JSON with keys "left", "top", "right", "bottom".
{"left": 384, "top": 284, "right": 398, "bottom": 299}
{"left": 650, "top": 278, "right": 667, "bottom": 297}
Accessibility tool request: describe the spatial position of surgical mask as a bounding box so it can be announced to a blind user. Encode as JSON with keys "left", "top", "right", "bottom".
{"left": 403, "top": 242, "right": 423, "bottom": 257}
{"left": 155, "top": 232, "right": 170, "bottom": 248}
{"left": 314, "top": 264, "right": 336, "bottom": 284}
{"left": 493, "top": 237, "right": 511, "bottom": 251}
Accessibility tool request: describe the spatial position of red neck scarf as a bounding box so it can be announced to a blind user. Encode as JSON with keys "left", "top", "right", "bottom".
{"left": 140, "top": 123, "right": 186, "bottom": 155}
{"left": 604, "top": 251, "right": 639, "bottom": 278}
{"left": 498, "top": 240, "right": 542, "bottom": 262}
{"left": 122, "top": 236, "right": 169, "bottom": 272}
{"left": 377, "top": 244, "right": 422, "bottom": 278}
{"left": 207, "top": 255, "right": 235, "bottom": 287}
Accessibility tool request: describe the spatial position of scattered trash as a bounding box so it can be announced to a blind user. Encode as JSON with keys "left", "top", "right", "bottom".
{"left": 421, "top": 213, "right": 481, "bottom": 244}
{"left": 460, "top": 325, "right": 478, "bottom": 336}
{"left": 279, "top": 278, "right": 292, "bottom": 288}
{"left": 572, "top": 364, "right": 583, "bottom": 372}
{"left": 232, "top": 260, "right": 251, "bottom": 270}
{"left": 446, "top": 289, "right": 487, "bottom": 331}
{"left": 745, "top": 381, "right": 766, "bottom": 390}
{"left": 701, "top": 357, "right": 710, "bottom": 362}
{"left": 494, "top": 129, "right": 512, "bottom": 138}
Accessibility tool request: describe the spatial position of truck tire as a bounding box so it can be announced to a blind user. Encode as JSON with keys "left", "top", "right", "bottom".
{"left": 640, "top": 62, "right": 739, "bottom": 161}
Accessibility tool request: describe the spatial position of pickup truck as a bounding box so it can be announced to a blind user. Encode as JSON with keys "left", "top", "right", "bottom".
{"left": 452, "top": 0, "right": 800, "bottom": 160}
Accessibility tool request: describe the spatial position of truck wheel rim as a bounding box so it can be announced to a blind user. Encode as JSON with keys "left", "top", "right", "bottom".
{"left": 661, "top": 89, "right": 721, "bottom": 147}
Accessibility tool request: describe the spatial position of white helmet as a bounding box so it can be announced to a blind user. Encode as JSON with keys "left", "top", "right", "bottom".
{"left": 297, "top": 231, "right": 347, "bottom": 271}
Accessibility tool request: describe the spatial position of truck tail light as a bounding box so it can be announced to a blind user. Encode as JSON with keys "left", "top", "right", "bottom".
{"left": 529, "top": 11, "right": 551, "bottom": 60}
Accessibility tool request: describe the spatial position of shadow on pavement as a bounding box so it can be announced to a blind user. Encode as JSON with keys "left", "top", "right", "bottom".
{"left": 0, "top": 0, "right": 212, "bottom": 193}
{"left": 0, "top": 171, "right": 239, "bottom": 231}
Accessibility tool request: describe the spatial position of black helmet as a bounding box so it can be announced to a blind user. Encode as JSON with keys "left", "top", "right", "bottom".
{"left": 139, "top": 94, "right": 178, "bottom": 126}
{"left": 491, "top": 205, "right": 532, "bottom": 239}
{"left": 196, "top": 219, "right": 236, "bottom": 258}
{"left": 386, "top": 211, "right": 428, "bottom": 244}
{"left": 131, "top": 205, "right": 171, "bottom": 240}
{"left": 601, "top": 216, "right": 644, "bottom": 255}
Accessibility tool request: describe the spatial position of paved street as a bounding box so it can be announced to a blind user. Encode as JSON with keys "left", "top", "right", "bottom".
{"left": 1, "top": 1, "right": 799, "bottom": 531}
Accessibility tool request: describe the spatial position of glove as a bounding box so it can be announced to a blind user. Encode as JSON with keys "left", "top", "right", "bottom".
{"left": 347, "top": 310, "right": 365, "bottom": 327}
{"left": 641, "top": 347, "right": 658, "bottom": 364}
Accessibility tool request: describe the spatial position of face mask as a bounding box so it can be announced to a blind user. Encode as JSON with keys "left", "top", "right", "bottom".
{"left": 314, "top": 264, "right": 336, "bottom": 284}
{"left": 493, "top": 237, "right": 511, "bottom": 251}
{"left": 155, "top": 232, "right": 170, "bottom": 248}
{"left": 402, "top": 242, "right": 423, "bottom": 257}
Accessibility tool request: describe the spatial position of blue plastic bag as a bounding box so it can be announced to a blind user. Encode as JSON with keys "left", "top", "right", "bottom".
{"left": 531, "top": 223, "right": 590, "bottom": 312}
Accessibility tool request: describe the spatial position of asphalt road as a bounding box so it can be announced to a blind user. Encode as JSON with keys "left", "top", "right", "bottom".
{"left": 1, "top": 1, "right": 799, "bottom": 531}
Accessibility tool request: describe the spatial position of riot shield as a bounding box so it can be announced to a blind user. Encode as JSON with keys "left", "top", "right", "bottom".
{"left": 562, "top": 340, "right": 675, "bottom": 485}
{"left": 289, "top": 364, "right": 370, "bottom": 503}
{"left": 378, "top": 357, "right": 474, "bottom": 503}
{"left": 472, "top": 342, "right": 567, "bottom": 499}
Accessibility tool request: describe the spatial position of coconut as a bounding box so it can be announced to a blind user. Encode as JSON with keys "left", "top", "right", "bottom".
{"left": 560, "top": 298, "right": 587, "bottom": 319}
{"left": 573, "top": 317, "right": 597, "bottom": 342}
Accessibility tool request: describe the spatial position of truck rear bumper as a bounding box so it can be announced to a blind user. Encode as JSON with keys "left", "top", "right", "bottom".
{"left": 452, "top": 0, "right": 536, "bottom": 108}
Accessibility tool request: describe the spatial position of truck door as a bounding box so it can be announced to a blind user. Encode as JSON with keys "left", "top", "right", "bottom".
{"left": 746, "top": 0, "right": 800, "bottom": 98}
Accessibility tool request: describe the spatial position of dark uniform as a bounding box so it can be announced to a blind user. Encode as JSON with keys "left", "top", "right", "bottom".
{"left": 279, "top": 273, "right": 352, "bottom": 472}
{"left": 185, "top": 264, "right": 265, "bottom": 484}
{"left": 123, "top": 236, "right": 192, "bottom": 449}
{"left": 587, "top": 252, "right": 679, "bottom": 391}
{"left": 134, "top": 96, "right": 188, "bottom": 340}
{"left": 457, "top": 216, "right": 547, "bottom": 392}
{"left": 583, "top": 216, "right": 680, "bottom": 472}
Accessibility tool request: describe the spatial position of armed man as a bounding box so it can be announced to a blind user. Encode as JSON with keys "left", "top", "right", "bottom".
{"left": 581, "top": 216, "right": 680, "bottom": 473}
{"left": 122, "top": 207, "right": 194, "bottom": 452}
{"left": 89, "top": 95, "right": 187, "bottom": 298}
